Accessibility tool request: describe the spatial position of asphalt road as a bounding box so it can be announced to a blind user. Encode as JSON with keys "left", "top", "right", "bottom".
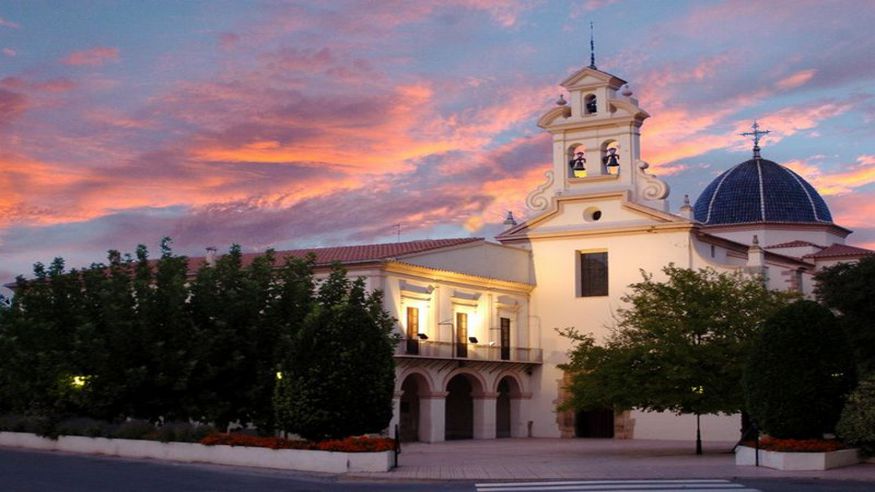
{"left": 1, "top": 446, "right": 873, "bottom": 492}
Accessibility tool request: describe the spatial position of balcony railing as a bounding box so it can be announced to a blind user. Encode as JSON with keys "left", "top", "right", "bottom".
{"left": 394, "top": 339, "right": 542, "bottom": 363}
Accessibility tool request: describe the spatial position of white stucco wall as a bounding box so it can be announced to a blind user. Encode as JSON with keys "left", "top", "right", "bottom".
{"left": 402, "top": 241, "right": 534, "bottom": 285}
{"left": 524, "top": 227, "right": 708, "bottom": 439}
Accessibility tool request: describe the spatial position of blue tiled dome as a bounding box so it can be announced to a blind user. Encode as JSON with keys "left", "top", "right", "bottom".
{"left": 693, "top": 158, "right": 833, "bottom": 225}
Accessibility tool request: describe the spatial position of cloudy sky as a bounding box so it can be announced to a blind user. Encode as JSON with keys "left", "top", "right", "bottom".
{"left": 1, "top": 0, "right": 874, "bottom": 286}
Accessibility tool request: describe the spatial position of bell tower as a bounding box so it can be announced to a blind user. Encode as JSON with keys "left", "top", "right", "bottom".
{"left": 526, "top": 66, "right": 670, "bottom": 212}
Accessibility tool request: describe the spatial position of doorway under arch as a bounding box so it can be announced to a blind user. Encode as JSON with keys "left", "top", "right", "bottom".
{"left": 575, "top": 408, "right": 615, "bottom": 438}
{"left": 399, "top": 373, "right": 429, "bottom": 442}
{"left": 445, "top": 374, "right": 475, "bottom": 440}
{"left": 496, "top": 375, "right": 522, "bottom": 438}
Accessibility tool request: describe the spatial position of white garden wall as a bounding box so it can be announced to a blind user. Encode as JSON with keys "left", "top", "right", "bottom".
{"left": 0, "top": 432, "right": 394, "bottom": 473}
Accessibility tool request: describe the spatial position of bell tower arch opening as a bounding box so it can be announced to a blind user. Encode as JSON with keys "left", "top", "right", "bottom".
{"left": 583, "top": 93, "right": 597, "bottom": 115}
{"left": 601, "top": 140, "right": 620, "bottom": 175}
{"left": 568, "top": 143, "right": 588, "bottom": 178}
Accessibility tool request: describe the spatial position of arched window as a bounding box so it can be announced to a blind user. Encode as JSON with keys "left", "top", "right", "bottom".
{"left": 568, "top": 144, "right": 587, "bottom": 178}
{"left": 584, "top": 94, "right": 597, "bottom": 115}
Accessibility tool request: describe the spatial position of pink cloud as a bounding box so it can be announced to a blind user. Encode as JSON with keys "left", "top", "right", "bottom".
{"left": 1, "top": 77, "right": 76, "bottom": 94}
{"left": 829, "top": 193, "right": 875, "bottom": 229}
{"left": 785, "top": 155, "right": 875, "bottom": 196}
{"left": 2, "top": 48, "right": 15, "bottom": 57}
{"left": 218, "top": 32, "right": 240, "bottom": 50}
{"left": 0, "top": 89, "right": 27, "bottom": 127}
{"left": 776, "top": 69, "right": 816, "bottom": 90}
{"left": 758, "top": 101, "right": 853, "bottom": 141}
{"left": 450, "top": 0, "right": 530, "bottom": 27}
{"left": 62, "top": 47, "right": 120, "bottom": 67}
{"left": 0, "top": 17, "right": 19, "bottom": 29}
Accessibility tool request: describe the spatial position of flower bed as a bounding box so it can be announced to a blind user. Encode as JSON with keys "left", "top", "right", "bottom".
{"left": 741, "top": 437, "right": 847, "bottom": 453}
{"left": 199, "top": 433, "right": 395, "bottom": 452}
{"left": 736, "top": 440, "right": 859, "bottom": 471}
{"left": 0, "top": 431, "right": 395, "bottom": 473}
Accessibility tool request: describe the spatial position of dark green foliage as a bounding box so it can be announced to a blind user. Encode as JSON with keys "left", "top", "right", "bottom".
{"left": 561, "top": 265, "right": 794, "bottom": 417}
{"left": 111, "top": 419, "right": 157, "bottom": 440}
{"left": 55, "top": 417, "right": 110, "bottom": 438}
{"left": 0, "top": 241, "right": 395, "bottom": 440}
{"left": 815, "top": 255, "right": 875, "bottom": 376}
{"left": 0, "top": 414, "right": 54, "bottom": 435}
{"left": 836, "top": 375, "right": 875, "bottom": 455}
{"left": 744, "top": 300, "right": 856, "bottom": 439}
{"left": 274, "top": 266, "right": 398, "bottom": 440}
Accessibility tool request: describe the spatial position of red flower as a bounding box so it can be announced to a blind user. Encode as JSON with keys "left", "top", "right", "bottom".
{"left": 200, "top": 433, "right": 394, "bottom": 452}
{"left": 742, "top": 437, "right": 847, "bottom": 453}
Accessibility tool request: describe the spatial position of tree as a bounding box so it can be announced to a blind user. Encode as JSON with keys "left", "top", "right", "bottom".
{"left": 274, "top": 265, "right": 397, "bottom": 440}
{"left": 814, "top": 255, "right": 875, "bottom": 376}
{"left": 743, "top": 300, "right": 855, "bottom": 439}
{"left": 836, "top": 374, "right": 875, "bottom": 455}
{"left": 561, "top": 265, "right": 795, "bottom": 450}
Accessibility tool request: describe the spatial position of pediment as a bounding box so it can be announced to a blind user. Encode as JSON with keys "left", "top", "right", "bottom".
{"left": 560, "top": 67, "right": 626, "bottom": 90}
{"left": 500, "top": 192, "right": 688, "bottom": 239}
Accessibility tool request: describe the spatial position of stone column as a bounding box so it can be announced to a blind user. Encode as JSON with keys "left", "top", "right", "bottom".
{"left": 420, "top": 391, "right": 447, "bottom": 443}
{"left": 510, "top": 392, "right": 532, "bottom": 437}
{"left": 473, "top": 391, "right": 498, "bottom": 439}
{"left": 388, "top": 390, "right": 403, "bottom": 438}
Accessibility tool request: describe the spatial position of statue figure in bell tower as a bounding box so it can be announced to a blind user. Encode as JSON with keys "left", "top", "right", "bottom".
{"left": 569, "top": 151, "right": 587, "bottom": 178}
{"left": 604, "top": 146, "right": 620, "bottom": 175}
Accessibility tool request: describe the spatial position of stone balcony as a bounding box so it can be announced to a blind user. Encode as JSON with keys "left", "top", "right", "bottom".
{"left": 394, "top": 339, "right": 542, "bottom": 365}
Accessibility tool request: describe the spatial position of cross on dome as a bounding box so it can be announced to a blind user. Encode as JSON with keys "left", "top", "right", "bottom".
{"left": 740, "top": 120, "right": 771, "bottom": 158}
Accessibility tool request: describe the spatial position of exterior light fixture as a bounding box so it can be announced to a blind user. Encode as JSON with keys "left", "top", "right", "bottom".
{"left": 468, "top": 336, "right": 478, "bottom": 344}
{"left": 71, "top": 376, "right": 87, "bottom": 388}
{"left": 417, "top": 333, "right": 429, "bottom": 340}
{"left": 276, "top": 371, "right": 283, "bottom": 380}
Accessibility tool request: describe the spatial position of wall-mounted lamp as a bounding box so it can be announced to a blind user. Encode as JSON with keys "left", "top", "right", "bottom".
{"left": 417, "top": 333, "right": 429, "bottom": 340}
{"left": 488, "top": 341, "right": 496, "bottom": 347}
{"left": 468, "top": 336, "right": 478, "bottom": 344}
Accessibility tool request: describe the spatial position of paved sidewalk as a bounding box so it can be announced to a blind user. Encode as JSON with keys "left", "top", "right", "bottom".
{"left": 348, "top": 438, "right": 875, "bottom": 482}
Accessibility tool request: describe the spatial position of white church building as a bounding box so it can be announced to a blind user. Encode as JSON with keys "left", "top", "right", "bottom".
{"left": 228, "top": 62, "right": 873, "bottom": 443}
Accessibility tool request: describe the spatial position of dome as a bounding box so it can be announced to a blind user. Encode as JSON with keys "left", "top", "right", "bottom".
{"left": 693, "top": 158, "right": 833, "bottom": 225}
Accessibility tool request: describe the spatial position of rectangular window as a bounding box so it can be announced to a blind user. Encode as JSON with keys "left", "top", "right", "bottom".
{"left": 456, "top": 312, "right": 468, "bottom": 358}
{"left": 579, "top": 251, "right": 608, "bottom": 297}
{"left": 500, "top": 317, "right": 511, "bottom": 361}
{"left": 406, "top": 306, "right": 419, "bottom": 355}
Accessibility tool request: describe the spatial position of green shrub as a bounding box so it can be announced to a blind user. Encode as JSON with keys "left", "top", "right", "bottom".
{"left": 836, "top": 375, "right": 875, "bottom": 455}
{"left": 112, "top": 419, "right": 155, "bottom": 440}
{"left": 56, "top": 417, "right": 109, "bottom": 438}
{"left": 154, "top": 421, "right": 217, "bottom": 443}
{"left": 0, "top": 414, "right": 53, "bottom": 435}
{"left": 744, "top": 300, "right": 856, "bottom": 439}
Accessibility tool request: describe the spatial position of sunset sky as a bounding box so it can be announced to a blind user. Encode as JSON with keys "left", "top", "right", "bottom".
{"left": 1, "top": 0, "right": 874, "bottom": 288}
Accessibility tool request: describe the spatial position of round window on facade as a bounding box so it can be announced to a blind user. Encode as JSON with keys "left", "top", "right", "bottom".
{"left": 584, "top": 207, "right": 602, "bottom": 222}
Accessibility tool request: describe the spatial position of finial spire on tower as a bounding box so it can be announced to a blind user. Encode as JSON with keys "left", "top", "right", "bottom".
{"left": 589, "top": 21, "right": 597, "bottom": 69}
{"left": 740, "top": 120, "right": 771, "bottom": 159}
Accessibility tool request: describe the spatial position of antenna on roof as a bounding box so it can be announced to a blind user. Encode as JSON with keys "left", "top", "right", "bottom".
{"left": 589, "top": 21, "right": 597, "bottom": 69}
{"left": 394, "top": 223, "right": 401, "bottom": 243}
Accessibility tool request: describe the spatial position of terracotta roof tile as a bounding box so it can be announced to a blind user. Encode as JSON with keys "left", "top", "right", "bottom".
{"left": 766, "top": 240, "right": 824, "bottom": 249}
{"left": 197, "top": 238, "right": 483, "bottom": 268}
{"left": 803, "top": 243, "right": 874, "bottom": 259}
